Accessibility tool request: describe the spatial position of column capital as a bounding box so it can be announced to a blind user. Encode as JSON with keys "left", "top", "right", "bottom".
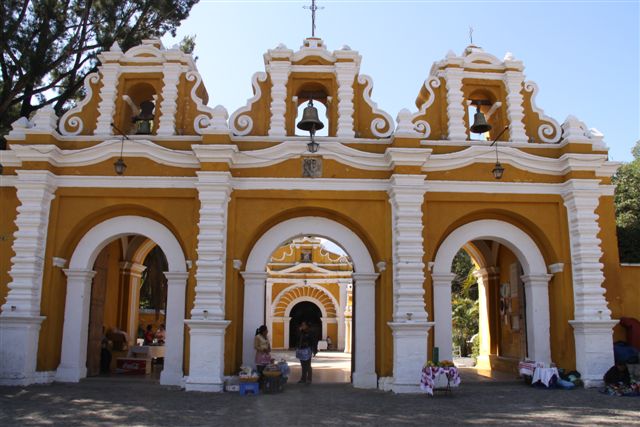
{"left": 521, "top": 273, "right": 553, "bottom": 288}
{"left": 241, "top": 271, "right": 268, "bottom": 282}
{"left": 62, "top": 269, "right": 96, "bottom": 281}
{"left": 120, "top": 261, "right": 147, "bottom": 276}
{"left": 430, "top": 272, "right": 456, "bottom": 283}
{"left": 163, "top": 271, "right": 189, "bottom": 282}
{"left": 352, "top": 272, "right": 379, "bottom": 284}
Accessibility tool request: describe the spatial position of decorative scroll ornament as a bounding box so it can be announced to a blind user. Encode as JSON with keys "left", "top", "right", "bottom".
{"left": 185, "top": 71, "right": 221, "bottom": 134}
{"left": 412, "top": 76, "right": 441, "bottom": 137}
{"left": 523, "top": 81, "right": 561, "bottom": 143}
{"left": 59, "top": 73, "right": 101, "bottom": 135}
{"left": 357, "top": 74, "right": 394, "bottom": 138}
{"left": 229, "top": 71, "right": 268, "bottom": 136}
{"left": 271, "top": 243, "right": 295, "bottom": 262}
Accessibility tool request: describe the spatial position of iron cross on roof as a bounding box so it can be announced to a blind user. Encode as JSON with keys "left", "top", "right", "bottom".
{"left": 303, "top": 0, "right": 324, "bottom": 37}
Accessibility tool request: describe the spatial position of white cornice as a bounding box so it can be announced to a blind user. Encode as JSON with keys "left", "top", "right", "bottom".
{"left": 423, "top": 145, "right": 619, "bottom": 177}
{"left": 9, "top": 139, "right": 198, "bottom": 169}
{"left": 231, "top": 177, "right": 389, "bottom": 192}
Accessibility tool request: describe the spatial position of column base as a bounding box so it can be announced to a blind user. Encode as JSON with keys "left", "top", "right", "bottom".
{"left": 55, "top": 365, "right": 85, "bottom": 383}
{"left": 352, "top": 371, "right": 378, "bottom": 389}
{"left": 160, "top": 370, "right": 184, "bottom": 387}
{"left": 185, "top": 319, "right": 230, "bottom": 393}
{"left": 570, "top": 319, "right": 617, "bottom": 388}
{"left": 0, "top": 315, "right": 45, "bottom": 386}
{"left": 388, "top": 321, "right": 433, "bottom": 390}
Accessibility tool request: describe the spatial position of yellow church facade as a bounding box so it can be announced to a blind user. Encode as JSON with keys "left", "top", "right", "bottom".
{"left": 1, "top": 37, "right": 638, "bottom": 392}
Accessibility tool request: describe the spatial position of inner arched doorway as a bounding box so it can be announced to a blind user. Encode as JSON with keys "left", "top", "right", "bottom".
{"left": 242, "top": 216, "right": 378, "bottom": 389}
{"left": 55, "top": 216, "right": 188, "bottom": 387}
{"left": 288, "top": 301, "right": 322, "bottom": 350}
{"left": 432, "top": 219, "right": 552, "bottom": 368}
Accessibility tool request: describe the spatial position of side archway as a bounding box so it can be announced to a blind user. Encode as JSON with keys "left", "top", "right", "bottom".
{"left": 56, "top": 216, "right": 188, "bottom": 386}
{"left": 242, "top": 216, "right": 378, "bottom": 388}
{"left": 431, "top": 219, "right": 551, "bottom": 364}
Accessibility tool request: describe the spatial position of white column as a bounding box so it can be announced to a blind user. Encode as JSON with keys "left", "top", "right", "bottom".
{"left": 120, "top": 262, "right": 146, "bottom": 346}
{"left": 156, "top": 63, "right": 182, "bottom": 136}
{"left": 352, "top": 273, "right": 378, "bottom": 389}
{"left": 335, "top": 63, "right": 357, "bottom": 137}
{"left": 267, "top": 62, "right": 290, "bottom": 137}
{"left": 56, "top": 269, "right": 96, "bottom": 382}
{"left": 503, "top": 71, "right": 528, "bottom": 143}
{"left": 284, "top": 317, "right": 291, "bottom": 349}
{"left": 474, "top": 268, "right": 495, "bottom": 369}
{"left": 521, "top": 274, "right": 552, "bottom": 364}
{"left": 443, "top": 68, "right": 467, "bottom": 140}
{"left": 186, "top": 171, "right": 232, "bottom": 392}
{"left": 431, "top": 272, "right": 456, "bottom": 361}
{"left": 562, "top": 179, "right": 616, "bottom": 386}
{"left": 240, "top": 272, "right": 267, "bottom": 367}
{"left": 344, "top": 317, "right": 352, "bottom": 353}
{"left": 337, "top": 280, "right": 348, "bottom": 351}
{"left": 94, "top": 63, "right": 120, "bottom": 135}
{"left": 160, "top": 271, "right": 188, "bottom": 386}
{"left": 265, "top": 279, "right": 273, "bottom": 336}
{"left": 321, "top": 317, "right": 327, "bottom": 340}
{"left": 0, "top": 171, "right": 56, "bottom": 386}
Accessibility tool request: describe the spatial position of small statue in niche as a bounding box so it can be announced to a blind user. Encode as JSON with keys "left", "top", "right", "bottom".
{"left": 301, "top": 251, "right": 312, "bottom": 263}
{"left": 132, "top": 100, "right": 155, "bottom": 135}
{"left": 302, "top": 157, "right": 322, "bottom": 178}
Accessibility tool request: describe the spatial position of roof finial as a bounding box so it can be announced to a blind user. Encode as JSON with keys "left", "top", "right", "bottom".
{"left": 469, "top": 26, "right": 474, "bottom": 45}
{"left": 303, "top": 0, "right": 324, "bottom": 37}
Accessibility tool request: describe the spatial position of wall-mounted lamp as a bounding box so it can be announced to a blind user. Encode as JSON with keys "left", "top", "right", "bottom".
{"left": 296, "top": 99, "right": 324, "bottom": 153}
{"left": 111, "top": 122, "right": 130, "bottom": 175}
{"left": 489, "top": 126, "right": 509, "bottom": 180}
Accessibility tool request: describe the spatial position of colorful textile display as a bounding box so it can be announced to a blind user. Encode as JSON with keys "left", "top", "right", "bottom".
{"left": 420, "top": 366, "right": 461, "bottom": 396}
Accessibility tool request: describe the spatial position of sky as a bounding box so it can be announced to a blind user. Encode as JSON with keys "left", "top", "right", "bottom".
{"left": 162, "top": 0, "right": 639, "bottom": 162}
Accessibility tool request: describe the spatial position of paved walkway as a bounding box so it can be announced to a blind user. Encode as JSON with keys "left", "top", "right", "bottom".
{"left": 1, "top": 364, "right": 638, "bottom": 426}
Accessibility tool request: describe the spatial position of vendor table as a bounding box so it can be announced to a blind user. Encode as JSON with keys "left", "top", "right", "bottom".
{"left": 518, "top": 361, "right": 558, "bottom": 387}
{"left": 130, "top": 345, "right": 165, "bottom": 359}
{"left": 420, "top": 366, "right": 461, "bottom": 396}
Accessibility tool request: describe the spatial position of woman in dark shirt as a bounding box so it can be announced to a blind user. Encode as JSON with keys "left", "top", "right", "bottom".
{"left": 296, "top": 322, "right": 317, "bottom": 384}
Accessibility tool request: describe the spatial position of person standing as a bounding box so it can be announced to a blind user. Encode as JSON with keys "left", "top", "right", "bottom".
{"left": 296, "top": 321, "right": 317, "bottom": 384}
{"left": 254, "top": 325, "right": 272, "bottom": 376}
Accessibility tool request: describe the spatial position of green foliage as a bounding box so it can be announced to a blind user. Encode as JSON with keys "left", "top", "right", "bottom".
{"left": 613, "top": 141, "right": 640, "bottom": 262}
{"left": 451, "top": 250, "right": 479, "bottom": 357}
{"left": 0, "top": 0, "right": 199, "bottom": 143}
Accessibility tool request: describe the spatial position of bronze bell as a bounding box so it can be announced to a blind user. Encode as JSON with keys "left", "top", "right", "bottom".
{"left": 133, "top": 100, "right": 155, "bottom": 135}
{"left": 297, "top": 100, "right": 324, "bottom": 133}
{"left": 470, "top": 106, "right": 492, "bottom": 134}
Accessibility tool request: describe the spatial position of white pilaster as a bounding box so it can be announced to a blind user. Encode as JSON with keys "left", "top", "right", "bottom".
{"left": 352, "top": 273, "right": 378, "bottom": 389}
{"left": 521, "top": 274, "right": 552, "bottom": 364}
{"left": 94, "top": 63, "right": 120, "bottom": 135}
{"left": 283, "top": 316, "right": 291, "bottom": 349}
{"left": 387, "top": 175, "right": 429, "bottom": 322}
{"left": 160, "top": 271, "right": 188, "bottom": 386}
{"left": 431, "top": 272, "right": 456, "bottom": 361}
{"left": 56, "top": 269, "right": 96, "bottom": 382}
{"left": 338, "top": 279, "right": 348, "bottom": 351}
{"left": 443, "top": 68, "right": 467, "bottom": 140}
{"left": 188, "top": 171, "right": 232, "bottom": 392}
{"left": 192, "top": 172, "right": 232, "bottom": 320}
{"left": 184, "top": 320, "right": 230, "bottom": 392}
{"left": 503, "top": 71, "right": 528, "bottom": 143}
{"left": 387, "top": 321, "right": 433, "bottom": 393}
{"left": 267, "top": 62, "right": 290, "bottom": 137}
{"left": 240, "top": 272, "right": 267, "bottom": 367}
{"left": 156, "top": 63, "right": 183, "bottom": 136}
{"left": 335, "top": 63, "right": 357, "bottom": 137}
{"left": 562, "top": 179, "right": 615, "bottom": 385}
{"left": 0, "top": 170, "right": 56, "bottom": 386}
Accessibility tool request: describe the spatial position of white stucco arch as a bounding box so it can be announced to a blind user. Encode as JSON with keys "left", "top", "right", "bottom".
{"left": 284, "top": 296, "right": 328, "bottom": 318}
{"left": 69, "top": 216, "right": 186, "bottom": 272}
{"left": 273, "top": 283, "right": 339, "bottom": 317}
{"left": 57, "top": 215, "right": 188, "bottom": 386}
{"left": 242, "top": 216, "right": 378, "bottom": 388}
{"left": 431, "top": 219, "right": 551, "bottom": 364}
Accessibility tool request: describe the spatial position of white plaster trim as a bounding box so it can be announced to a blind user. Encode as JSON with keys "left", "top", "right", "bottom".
{"left": 274, "top": 283, "right": 339, "bottom": 317}
{"left": 357, "top": 75, "right": 394, "bottom": 138}
{"left": 523, "top": 81, "right": 562, "bottom": 143}
{"left": 59, "top": 73, "right": 101, "bottom": 136}
{"left": 229, "top": 72, "right": 268, "bottom": 136}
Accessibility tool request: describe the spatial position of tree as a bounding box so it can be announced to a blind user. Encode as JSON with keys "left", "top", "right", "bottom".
{"left": 451, "top": 250, "right": 479, "bottom": 357}
{"left": 613, "top": 141, "right": 640, "bottom": 262}
{"left": 0, "top": 0, "right": 199, "bottom": 144}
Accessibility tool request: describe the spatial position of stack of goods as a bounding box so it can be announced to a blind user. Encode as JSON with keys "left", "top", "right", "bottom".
{"left": 420, "top": 360, "right": 461, "bottom": 395}
{"left": 238, "top": 366, "right": 259, "bottom": 383}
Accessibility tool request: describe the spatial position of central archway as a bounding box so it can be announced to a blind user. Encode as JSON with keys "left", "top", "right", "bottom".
{"left": 242, "top": 216, "right": 378, "bottom": 389}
